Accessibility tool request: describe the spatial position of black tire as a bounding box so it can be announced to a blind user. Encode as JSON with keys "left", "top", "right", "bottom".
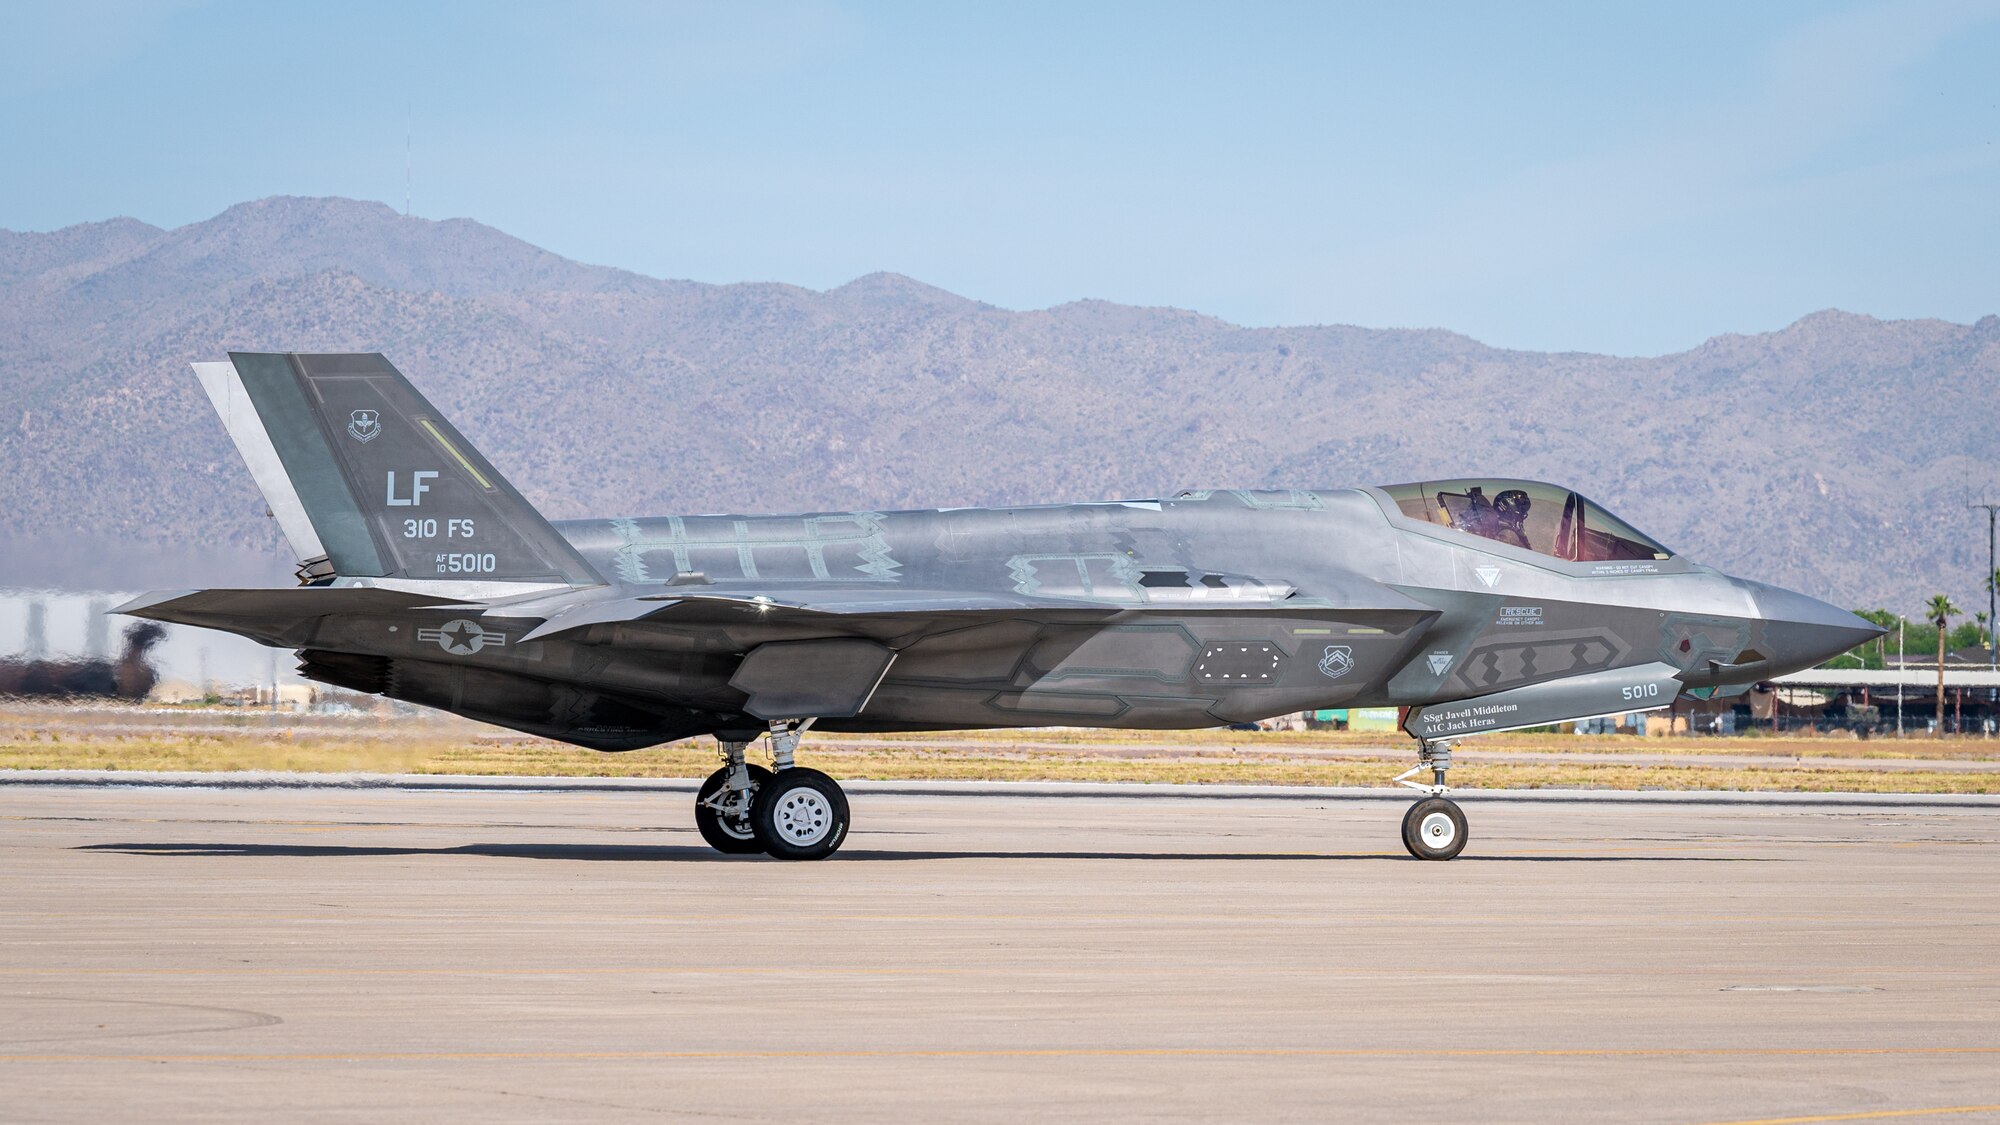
{"left": 696, "top": 764, "right": 772, "bottom": 854}
{"left": 1401, "top": 797, "right": 1468, "bottom": 861}
{"left": 750, "top": 768, "right": 850, "bottom": 861}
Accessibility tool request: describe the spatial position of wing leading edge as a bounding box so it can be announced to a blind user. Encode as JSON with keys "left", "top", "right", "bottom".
{"left": 504, "top": 575, "right": 1440, "bottom": 642}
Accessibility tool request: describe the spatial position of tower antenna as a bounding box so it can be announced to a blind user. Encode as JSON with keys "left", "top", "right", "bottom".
{"left": 1972, "top": 498, "right": 1999, "bottom": 673}
{"left": 404, "top": 101, "right": 411, "bottom": 216}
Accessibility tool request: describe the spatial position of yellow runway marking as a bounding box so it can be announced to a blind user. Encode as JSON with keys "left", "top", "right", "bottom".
{"left": 0, "top": 1047, "right": 1995, "bottom": 1064}
{"left": 1692, "top": 1105, "right": 2000, "bottom": 1125}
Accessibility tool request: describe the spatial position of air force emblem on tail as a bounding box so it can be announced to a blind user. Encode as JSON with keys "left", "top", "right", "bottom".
{"left": 347, "top": 409, "right": 381, "bottom": 443}
{"left": 1317, "top": 644, "right": 1354, "bottom": 679}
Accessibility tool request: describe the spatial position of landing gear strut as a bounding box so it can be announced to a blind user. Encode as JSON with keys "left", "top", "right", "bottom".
{"left": 1395, "top": 739, "right": 1468, "bottom": 861}
{"left": 693, "top": 721, "right": 850, "bottom": 860}
{"left": 694, "top": 742, "right": 768, "bottom": 854}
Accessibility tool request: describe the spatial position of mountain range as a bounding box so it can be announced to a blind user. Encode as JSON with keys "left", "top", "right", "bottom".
{"left": 3, "top": 195, "right": 1996, "bottom": 617}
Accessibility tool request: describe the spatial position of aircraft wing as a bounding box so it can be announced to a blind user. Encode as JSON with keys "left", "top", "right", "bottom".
{"left": 511, "top": 575, "right": 1438, "bottom": 641}
{"left": 117, "top": 571, "right": 1439, "bottom": 651}
{"left": 506, "top": 588, "right": 1101, "bottom": 641}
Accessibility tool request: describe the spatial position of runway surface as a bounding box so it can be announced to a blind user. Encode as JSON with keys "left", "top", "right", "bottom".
{"left": 2, "top": 779, "right": 1997, "bottom": 1123}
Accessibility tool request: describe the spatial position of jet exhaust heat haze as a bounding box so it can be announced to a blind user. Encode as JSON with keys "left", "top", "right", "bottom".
{"left": 122, "top": 353, "right": 1882, "bottom": 860}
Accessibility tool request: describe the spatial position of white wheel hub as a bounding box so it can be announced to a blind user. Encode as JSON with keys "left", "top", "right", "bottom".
{"left": 717, "top": 804, "right": 755, "bottom": 840}
{"left": 773, "top": 787, "right": 834, "bottom": 845}
{"left": 1418, "top": 810, "right": 1457, "bottom": 851}
{"left": 703, "top": 784, "right": 758, "bottom": 839}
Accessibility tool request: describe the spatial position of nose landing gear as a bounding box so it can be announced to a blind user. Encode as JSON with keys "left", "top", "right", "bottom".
{"left": 1395, "top": 739, "right": 1468, "bottom": 861}
{"left": 693, "top": 721, "right": 851, "bottom": 860}
{"left": 1401, "top": 796, "right": 1468, "bottom": 860}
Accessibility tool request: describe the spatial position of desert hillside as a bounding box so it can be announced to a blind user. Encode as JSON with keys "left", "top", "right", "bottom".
{"left": 3, "top": 196, "right": 1995, "bottom": 612}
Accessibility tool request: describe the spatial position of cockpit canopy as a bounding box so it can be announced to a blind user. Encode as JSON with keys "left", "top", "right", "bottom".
{"left": 1378, "top": 479, "right": 1672, "bottom": 562}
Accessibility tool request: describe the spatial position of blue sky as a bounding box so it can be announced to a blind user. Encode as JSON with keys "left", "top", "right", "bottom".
{"left": 3, "top": 0, "right": 1996, "bottom": 354}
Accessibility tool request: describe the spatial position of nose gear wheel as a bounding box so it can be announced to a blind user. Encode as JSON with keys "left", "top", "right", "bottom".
{"left": 1402, "top": 796, "right": 1468, "bottom": 861}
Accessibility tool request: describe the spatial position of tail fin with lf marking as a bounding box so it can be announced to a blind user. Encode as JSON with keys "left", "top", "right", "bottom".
{"left": 193, "top": 352, "right": 602, "bottom": 589}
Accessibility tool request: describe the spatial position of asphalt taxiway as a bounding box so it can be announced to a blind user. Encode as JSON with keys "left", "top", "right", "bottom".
{"left": 2, "top": 777, "right": 1997, "bottom": 1123}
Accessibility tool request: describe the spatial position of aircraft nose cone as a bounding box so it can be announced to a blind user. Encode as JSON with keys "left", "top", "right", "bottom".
{"left": 1741, "top": 580, "right": 1885, "bottom": 675}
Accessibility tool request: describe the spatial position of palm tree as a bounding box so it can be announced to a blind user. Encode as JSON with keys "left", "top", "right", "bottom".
{"left": 1987, "top": 571, "right": 2000, "bottom": 653}
{"left": 1926, "top": 594, "right": 1960, "bottom": 737}
{"left": 1856, "top": 609, "right": 1899, "bottom": 668}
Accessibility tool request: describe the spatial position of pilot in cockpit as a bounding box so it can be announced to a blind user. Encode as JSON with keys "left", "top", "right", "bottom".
{"left": 1448, "top": 486, "right": 1533, "bottom": 550}
{"left": 1490, "top": 488, "right": 1532, "bottom": 548}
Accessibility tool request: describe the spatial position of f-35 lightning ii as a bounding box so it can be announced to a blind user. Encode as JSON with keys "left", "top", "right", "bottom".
{"left": 121, "top": 353, "right": 1882, "bottom": 860}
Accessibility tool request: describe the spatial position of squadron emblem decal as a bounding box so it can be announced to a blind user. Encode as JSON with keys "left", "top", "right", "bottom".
{"left": 347, "top": 408, "right": 381, "bottom": 443}
{"left": 417, "top": 619, "right": 506, "bottom": 655}
{"left": 1317, "top": 644, "right": 1354, "bottom": 679}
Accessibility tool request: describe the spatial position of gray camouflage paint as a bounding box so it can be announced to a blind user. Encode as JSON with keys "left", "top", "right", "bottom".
{"left": 122, "top": 354, "right": 1882, "bottom": 751}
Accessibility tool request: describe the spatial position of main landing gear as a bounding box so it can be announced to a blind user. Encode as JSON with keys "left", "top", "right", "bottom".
{"left": 694, "top": 721, "right": 850, "bottom": 860}
{"left": 1394, "top": 739, "right": 1468, "bottom": 861}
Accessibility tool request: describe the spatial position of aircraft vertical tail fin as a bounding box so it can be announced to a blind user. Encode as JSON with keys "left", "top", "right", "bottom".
{"left": 193, "top": 352, "right": 602, "bottom": 590}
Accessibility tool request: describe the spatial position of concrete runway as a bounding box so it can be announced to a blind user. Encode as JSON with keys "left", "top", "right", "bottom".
{"left": 2, "top": 779, "right": 1997, "bottom": 1123}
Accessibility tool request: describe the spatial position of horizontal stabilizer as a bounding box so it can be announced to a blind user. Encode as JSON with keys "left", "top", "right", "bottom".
{"left": 115, "top": 587, "right": 463, "bottom": 647}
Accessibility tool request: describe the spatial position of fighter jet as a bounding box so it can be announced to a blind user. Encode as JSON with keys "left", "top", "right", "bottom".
{"left": 120, "top": 353, "right": 1882, "bottom": 860}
